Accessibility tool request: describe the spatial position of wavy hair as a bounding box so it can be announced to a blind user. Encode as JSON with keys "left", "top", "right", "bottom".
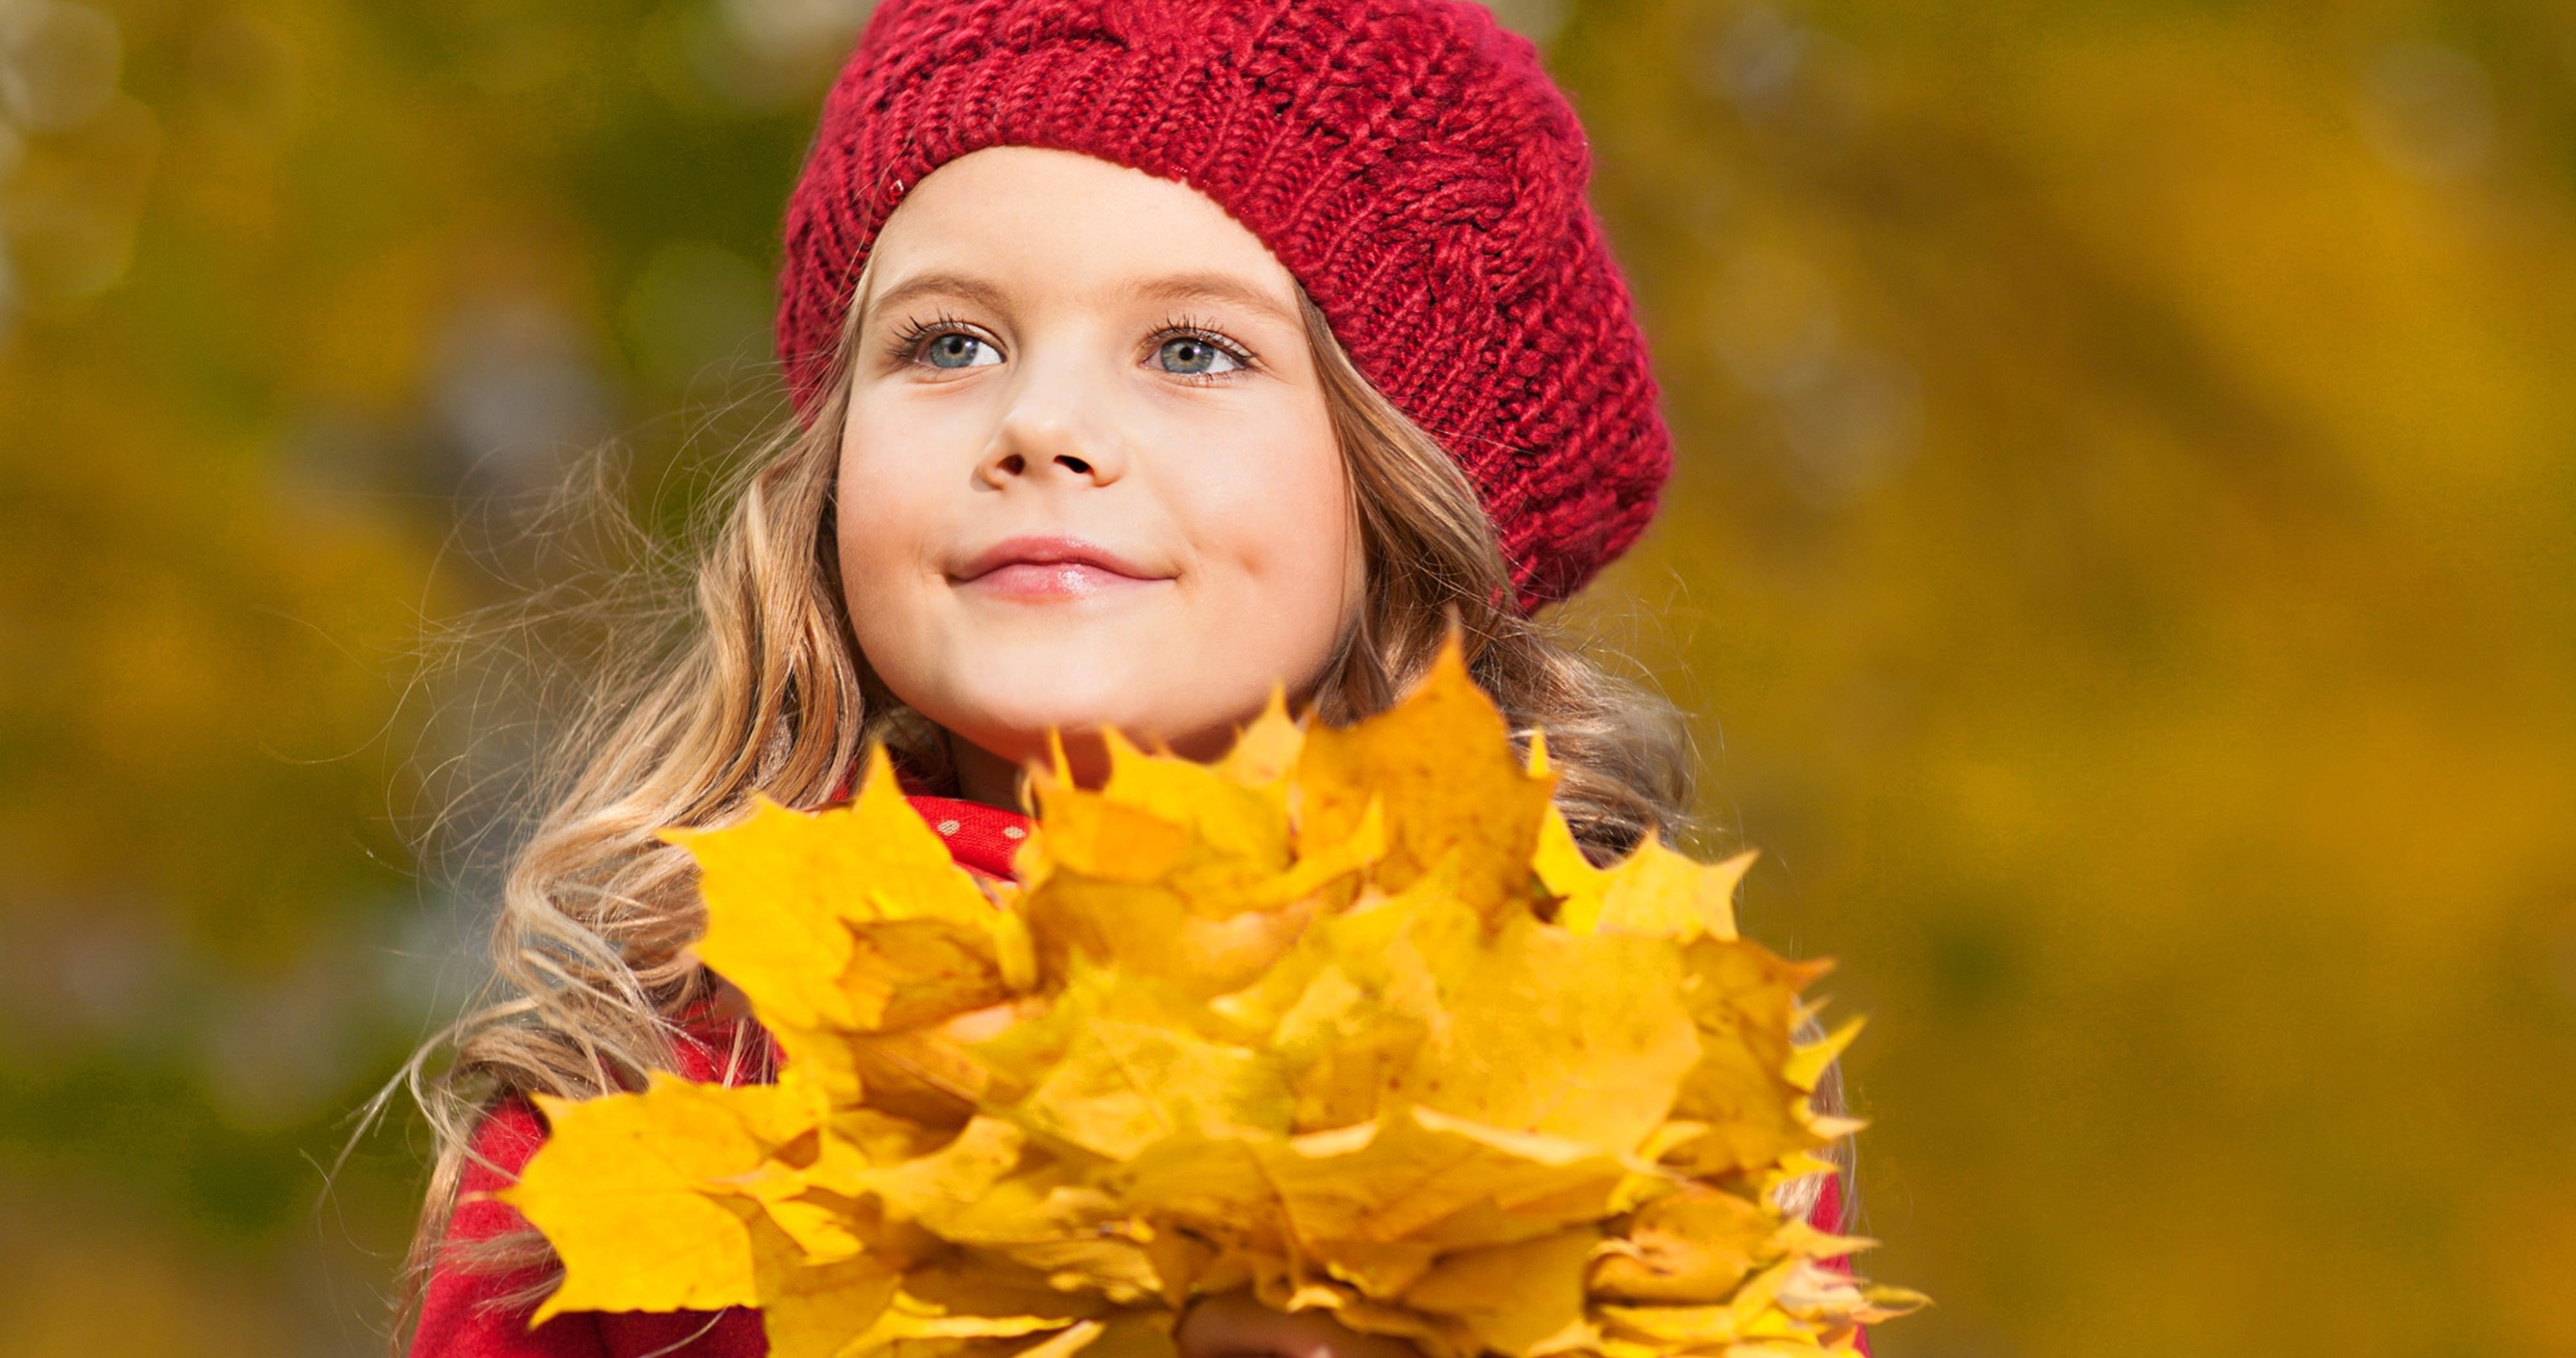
{"left": 392, "top": 292, "right": 1704, "bottom": 1332}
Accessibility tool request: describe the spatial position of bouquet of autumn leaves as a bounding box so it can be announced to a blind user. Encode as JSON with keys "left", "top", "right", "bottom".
{"left": 504, "top": 646, "right": 1923, "bottom": 1358}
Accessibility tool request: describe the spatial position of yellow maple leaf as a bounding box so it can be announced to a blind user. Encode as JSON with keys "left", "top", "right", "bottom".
{"left": 1400, "top": 1226, "right": 1601, "bottom": 1358}
{"left": 1655, "top": 940, "right": 1840, "bottom": 1184}
{"left": 1528, "top": 734, "right": 1747, "bottom": 946}
{"left": 1018, "top": 728, "right": 1383, "bottom": 999}
{"left": 1214, "top": 688, "right": 1304, "bottom": 788}
{"left": 1591, "top": 1185, "right": 1780, "bottom": 1304}
{"left": 505, "top": 1074, "right": 830, "bottom": 1322}
{"left": 1258, "top": 874, "right": 1700, "bottom": 1153}
{"left": 1558, "top": 839, "right": 1752, "bottom": 944}
{"left": 1529, "top": 805, "right": 1602, "bottom": 918}
{"left": 514, "top": 658, "right": 1912, "bottom": 1357}
{"left": 1269, "top": 1107, "right": 1641, "bottom": 1250}
{"left": 666, "top": 749, "right": 1033, "bottom": 1101}
{"left": 1398, "top": 910, "right": 1699, "bottom": 1153}
{"left": 1097, "top": 1108, "right": 1639, "bottom": 1358}
{"left": 1294, "top": 638, "right": 1556, "bottom": 922}
{"left": 760, "top": 1259, "right": 906, "bottom": 1358}
{"left": 1096, "top": 727, "right": 1293, "bottom": 871}
{"left": 838, "top": 1273, "right": 1099, "bottom": 1349}
{"left": 1006, "top": 1000, "right": 1293, "bottom": 1158}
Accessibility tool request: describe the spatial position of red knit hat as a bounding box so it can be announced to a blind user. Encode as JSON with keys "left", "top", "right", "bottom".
{"left": 777, "top": 0, "right": 1669, "bottom": 608}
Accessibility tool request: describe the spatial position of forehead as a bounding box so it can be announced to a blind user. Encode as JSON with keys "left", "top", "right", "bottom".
{"left": 860, "top": 146, "right": 1302, "bottom": 316}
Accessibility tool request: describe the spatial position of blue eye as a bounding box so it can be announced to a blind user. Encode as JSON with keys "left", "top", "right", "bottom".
{"left": 1155, "top": 334, "right": 1243, "bottom": 376}
{"left": 920, "top": 332, "right": 999, "bottom": 369}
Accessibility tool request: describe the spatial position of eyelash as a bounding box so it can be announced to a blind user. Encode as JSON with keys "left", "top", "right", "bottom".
{"left": 884, "top": 314, "right": 1259, "bottom": 377}
{"left": 1148, "top": 316, "right": 1258, "bottom": 378}
{"left": 887, "top": 312, "right": 987, "bottom": 365}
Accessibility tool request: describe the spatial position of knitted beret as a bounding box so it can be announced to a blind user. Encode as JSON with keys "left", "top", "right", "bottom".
{"left": 777, "top": 0, "right": 1670, "bottom": 607}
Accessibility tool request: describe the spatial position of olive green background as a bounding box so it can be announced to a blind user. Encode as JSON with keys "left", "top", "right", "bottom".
{"left": 4, "top": 1, "right": 2572, "bottom": 1354}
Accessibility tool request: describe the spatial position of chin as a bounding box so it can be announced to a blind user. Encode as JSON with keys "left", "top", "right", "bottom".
{"left": 871, "top": 607, "right": 1332, "bottom": 770}
{"left": 931, "top": 639, "right": 1206, "bottom": 753}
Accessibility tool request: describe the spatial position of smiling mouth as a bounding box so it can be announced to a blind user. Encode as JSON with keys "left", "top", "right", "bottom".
{"left": 953, "top": 536, "right": 1170, "bottom": 600}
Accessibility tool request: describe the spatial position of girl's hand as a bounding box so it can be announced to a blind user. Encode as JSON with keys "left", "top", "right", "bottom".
{"left": 1177, "top": 1293, "right": 1423, "bottom": 1358}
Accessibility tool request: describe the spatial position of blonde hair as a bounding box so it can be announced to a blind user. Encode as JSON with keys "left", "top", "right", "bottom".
{"left": 394, "top": 293, "right": 1701, "bottom": 1325}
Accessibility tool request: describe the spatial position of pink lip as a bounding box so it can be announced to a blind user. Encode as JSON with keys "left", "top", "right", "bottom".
{"left": 953, "top": 535, "right": 1170, "bottom": 600}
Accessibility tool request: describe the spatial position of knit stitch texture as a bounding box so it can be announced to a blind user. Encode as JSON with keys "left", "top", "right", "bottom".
{"left": 776, "top": 0, "right": 1670, "bottom": 607}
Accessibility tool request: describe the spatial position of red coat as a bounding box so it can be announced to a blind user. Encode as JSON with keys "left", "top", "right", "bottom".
{"left": 412, "top": 797, "right": 1865, "bottom": 1357}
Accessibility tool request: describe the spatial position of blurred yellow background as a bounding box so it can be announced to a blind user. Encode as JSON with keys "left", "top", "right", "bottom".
{"left": 3, "top": 0, "right": 2572, "bottom": 1354}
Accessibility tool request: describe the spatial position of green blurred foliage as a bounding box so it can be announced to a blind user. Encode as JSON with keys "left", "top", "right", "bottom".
{"left": 2, "top": 0, "right": 2571, "bottom": 1355}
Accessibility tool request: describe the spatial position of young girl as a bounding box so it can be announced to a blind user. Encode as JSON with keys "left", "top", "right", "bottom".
{"left": 406, "top": 0, "right": 1855, "bottom": 1353}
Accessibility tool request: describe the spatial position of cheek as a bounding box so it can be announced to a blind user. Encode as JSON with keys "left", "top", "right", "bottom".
{"left": 1179, "top": 405, "right": 1358, "bottom": 639}
{"left": 833, "top": 409, "right": 949, "bottom": 623}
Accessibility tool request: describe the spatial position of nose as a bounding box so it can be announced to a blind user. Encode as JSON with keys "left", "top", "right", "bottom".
{"left": 976, "top": 360, "right": 1129, "bottom": 489}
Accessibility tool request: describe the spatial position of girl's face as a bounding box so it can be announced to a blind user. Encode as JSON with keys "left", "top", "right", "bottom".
{"left": 836, "top": 146, "right": 1360, "bottom": 786}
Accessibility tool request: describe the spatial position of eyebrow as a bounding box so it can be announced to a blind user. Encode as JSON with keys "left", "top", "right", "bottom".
{"left": 859, "top": 268, "right": 1302, "bottom": 330}
{"left": 1131, "top": 272, "right": 1303, "bottom": 327}
{"left": 860, "top": 272, "right": 1010, "bottom": 329}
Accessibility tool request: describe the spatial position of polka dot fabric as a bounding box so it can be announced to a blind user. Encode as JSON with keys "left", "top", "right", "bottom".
{"left": 775, "top": 0, "right": 1672, "bottom": 609}
{"left": 906, "top": 795, "right": 1032, "bottom": 880}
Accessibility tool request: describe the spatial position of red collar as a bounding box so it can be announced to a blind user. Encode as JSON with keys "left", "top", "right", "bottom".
{"left": 903, "top": 794, "right": 1031, "bottom": 880}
